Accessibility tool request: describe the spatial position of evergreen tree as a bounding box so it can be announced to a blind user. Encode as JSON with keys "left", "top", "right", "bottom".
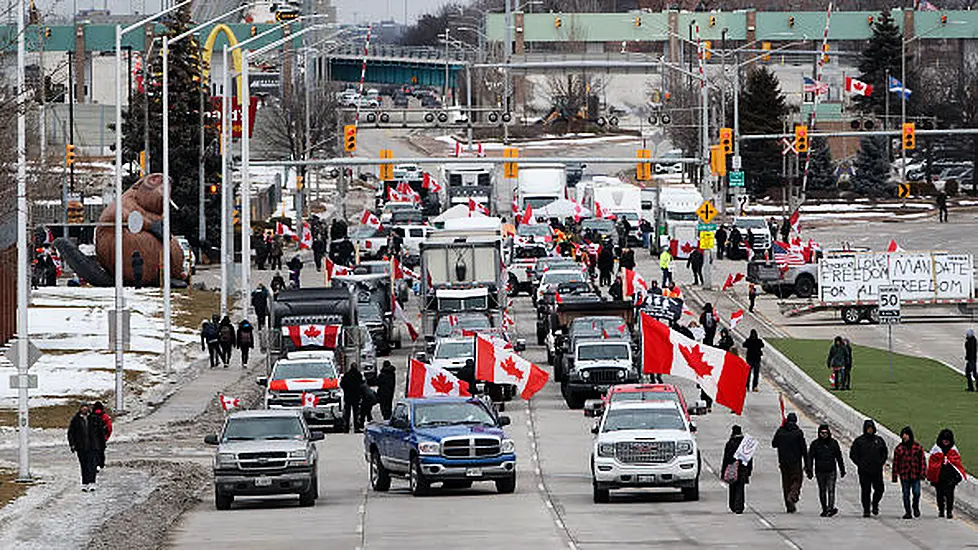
{"left": 806, "top": 137, "right": 835, "bottom": 191}
{"left": 116, "top": 4, "right": 221, "bottom": 246}
{"left": 853, "top": 9, "right": 916, "bottom": 119}
{"left": 851, "top": 136, "right": 891, "bottom": 197}
{"left": 738, "top": 66, "right": 788, "bottom": 196}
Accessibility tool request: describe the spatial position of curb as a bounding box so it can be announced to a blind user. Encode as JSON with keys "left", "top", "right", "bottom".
{"left": 684, "top": 285, "right": 978, "bottom": 520}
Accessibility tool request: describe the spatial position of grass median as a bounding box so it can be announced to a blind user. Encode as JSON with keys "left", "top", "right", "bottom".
{"left": 769, "top": 338, "right": 977, "bottom": 474}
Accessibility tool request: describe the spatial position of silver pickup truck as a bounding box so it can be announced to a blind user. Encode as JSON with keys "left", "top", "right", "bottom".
{"left": 204, "top": 409, "right": 324, "bottom": 510}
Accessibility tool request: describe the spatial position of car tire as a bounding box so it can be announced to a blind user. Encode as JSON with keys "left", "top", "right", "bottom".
{"left": 215, "top": 487, "right": 233, "bottom": 510}
{"left": 495, "top": 474, "right": 516, "bottom": 494}
{"left": 553, "top": 363, "right": 563, "bottom": 383}
{"left": 592, "top": 482, "right": 610, "bottom": 503}
{"left": 409, "top": 457, "right": 430, "bottom": 497}
{"left": 562, "top": 386, "right": 585, "bottom": 409}
{"left": 682, "top": 480, "right": 700, "bottom": 501}
{"left": 311, "top": 471, "right": 320, "bottom": 500}
{"left": 840, "top": 307, "right": 862, "bottom": 325}
{"left": 370, "top": 450, "right": 391, "bottom": 492}
{"left": 794, "top": 275, "right": 815, "bottom": 298}
{"left": 299, "top": 483, "right": 316, "bottom": 507}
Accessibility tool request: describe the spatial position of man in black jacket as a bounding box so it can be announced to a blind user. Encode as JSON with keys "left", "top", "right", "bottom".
{"left": 374, "top": 361, "right": 397, "bottom": 420}
{"left": 341, "top": 364, "right": 364, "bottom": 433}
{"left": 966, "top": 329, "right": 977, "bottom": 391}
{"left": 806, "top": 424, "right": 846, "bottom": 517}
{"left": 772, "top": 412, "right": 808, "bottom": 513}
{"left": 67, "top": 403, "right": 107, "bottom": 491}
{"left": 850, "top": 419, "right": 888, "bottom": 517}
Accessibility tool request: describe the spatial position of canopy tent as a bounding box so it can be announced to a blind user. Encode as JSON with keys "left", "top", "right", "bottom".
{"left": 534, "top": 198, "right": 591, "bottom": 220}
{"left": 432, "top": 203, "right": 487, "bottom": 223}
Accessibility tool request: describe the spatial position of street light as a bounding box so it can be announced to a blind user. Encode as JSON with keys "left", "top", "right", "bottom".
{"left": 114, "top": 0, "right": 193, "bottom": 413}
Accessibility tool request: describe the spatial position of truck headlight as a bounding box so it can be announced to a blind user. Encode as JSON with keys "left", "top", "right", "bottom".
{"left": 417, "top": 441, "right": 440, "bottom": 456}
{"left": 581, "top": 370, "right": 590, "bottom": 380}
{"left": 216, "top": 453, "right": 236, "bottom": 468}
{"left": 288, "top": 449, "right": 311, "bottom": 466}
{"left": 597, "top": 443, "right": 615, "bottom": 457}
{"left": 677, "top": 440, "right": 694, "bottom": 455}
{"left": 500, "top": 439, "right": 515, "bottom": 453}
{"left": 616, "top": 369, "right": 625, "bottom": 379}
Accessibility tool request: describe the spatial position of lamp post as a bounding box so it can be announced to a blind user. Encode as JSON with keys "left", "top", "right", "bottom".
{"left": 114, "top": 0, "right": 192, "bottom": 412}
{"left": 15, "top": 0, "right": 29, "bottom": 481}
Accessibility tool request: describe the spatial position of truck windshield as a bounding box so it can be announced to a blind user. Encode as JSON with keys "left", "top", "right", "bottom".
{"left": 436, "top": 314, "right": 490, "bottom": 337}
{"left": 273, "top": 361, "right": 338, "bottom": 380}
{"left": 223, "top": 416, "right": 306, "bottom": 441}
{"left": 435, "top": 340, "right": 474, "bottom": 359}
{"left": 414, "top": 402, "right": 496, "bottom": 427}
{"left": 542, "top": 271, "right": 585, "bottom": 286}
{"left": 582, "top": 219, "right": 615, "bottom": 233}
{"left": 436, "top": 296, "right": 488, "bottom": 313}
{"left": 524, "top": 197, "right": 557, "bottom": 210}
{"left": 571, "top": 318, "right": 627, "bottom": 337}
{"left": 577, "top": 343, "right": 630, "bottom": 361}
{"left": 513, "top": 246, "right": 548, "bottom": 259}
{"left": 666, "top": 212, "right": 698, "bottom": 222}
{"left": 517, "top": 225, "right": 551, "bottom": 237}
{"left": 358, "top": 302, "right": 382, "bottom": 321}
{"left": 611, "top": 391, "right": 681, "bottom": 406}
{"left": 602, "top": 408, "right": 685, "bottom": 432}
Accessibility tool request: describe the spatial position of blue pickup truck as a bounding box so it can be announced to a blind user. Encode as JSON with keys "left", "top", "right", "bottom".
{"left": 363, "top": 397, "right": 517, "bottom": 496}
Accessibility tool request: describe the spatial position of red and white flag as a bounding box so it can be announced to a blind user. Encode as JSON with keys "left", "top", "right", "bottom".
{"left": 219, "top": 395, "right": 240, "bottom": 411}
{"left": 512, "top": 199, "right": 519, "bottom": 215}
{"left": 621, "top": 268, "right": 648, "bottom": 298}
{"left": 502, "top": 310, "right": 515, "bottom": 330}
{"left": 476, "top": 142, "right": 485, "bottom": 157}
{"left": 520, "top": 204, "right": 535, "bottom": 226}
{"left": 324, "top": 258, "right": 352, "bottom": 283}
{"left": 788, "top": 210, "right": 800, "bottom": 235}
{"left": 453, "top": 140, "right": 462, "bottom": 157}
{"left": 886, "top": 239, "right": 903, "bottom": 253}
{"left": 845, "top": 76, "right": 873, "bottom": 97}
{"left": 554, "top": 291, "right": 564, "bottom": 305}
{"left": 286, "top": 324, "right": 341, "bottom": 348}
{"left": 269, "top": 378, "right": 339, "bottom": 391}
{"left": 468, "top": 198, "right": 490, "bottom": 216}
{"left": 640, "top": 313, "right": 750, "bottom": 414}
{"left": 360, "top": 209, "right": 382, "bottom": 230}
{"left": 729, "top": 309, "right": 744, "bottom": 330}
{"left": 396, "top": 181, "right": 421, "bottom": 203}
{"left": 301, "top": 392, "right": 320, "bottom": 408}
{"left": 391, "top": 257, "right": 405, "bottom": 280}
{"left": 721, "top": 273, "right": 735, "bottom": 291}
{"left": 392, "top": 297, "right": 419, "bottom": 341}
{"left": 276, "top": 222, "right": 297, "bottom": 241}
{"left": 298, "top": 222, "right": 313, "bottom": 250}
{"left": 778, "top": 393, "right": 786, "bottom": 426}
{"left": 422, "top": 172, "right": 442, "bottom": 193}
{"left": 407, "top": 358, "right": 470, "bottom": 398}
{"left": 475, "top": 335, "right": 549, "bottom": 400}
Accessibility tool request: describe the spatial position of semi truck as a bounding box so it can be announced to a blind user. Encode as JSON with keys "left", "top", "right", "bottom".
{"left": 516, "top": 164, "right": 567, "bottom": 211}
{"left": 268, "top": 287, "right": 363, "bottom": 374}
{"left": 442, "top": 163, "right": 495, "bottom": 212}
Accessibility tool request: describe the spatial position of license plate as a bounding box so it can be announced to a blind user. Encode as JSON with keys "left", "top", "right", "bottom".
{"left": 597, "top": 385, "right": 609, "bottom": 393}
{"left": 465, "top": 468, "right": 483, "bottom": 477}
{"left": 254, "top": 476, "right": 272, "bottom": 487}
{"left": 637, "top": 475, "right": 655, "bottom": 483}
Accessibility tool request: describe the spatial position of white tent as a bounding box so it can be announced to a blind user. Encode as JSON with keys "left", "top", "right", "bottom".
{"left": 535, "top": 198, "right": 591, "bottom": 219}
{"left": 432, "top": 203, "right": 486, "bottom": 223}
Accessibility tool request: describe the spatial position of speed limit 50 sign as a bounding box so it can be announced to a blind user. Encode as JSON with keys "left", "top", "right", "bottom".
{"left": 877, "top": 285, "right": 901, "bottom": 324}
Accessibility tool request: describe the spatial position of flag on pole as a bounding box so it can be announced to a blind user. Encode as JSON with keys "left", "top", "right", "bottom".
{"left": 886, "top": 239, "right": 903, "bottom": 253}
{"left": 276, "top": 222, "right": 297, "bottom": 241}
{"left": 520, "top": 204, "right": 535, "bottom": 226}
{"left": 220, "top": 395, "right": 240, "bottom": 411}
{"left": 844, "top": 76, "right": 873, "bottom": 96}
{"left": 888, "top": 76, "right": 912, "bottom": 100}
{"left": 393, "top": 297, "right": 419, "bottom": 341}
{"left": 407, "top": 358, "right": 470, "bottom": 397}
{"left": 789, "top": 210, "right": 800, "bottom": 235}
{"left": 778, "top": 393, "right": 787, "bottom": 426}
{"left": 360, "top": 209, "right": 382, "bottom": 230}
{"left": 468, "top": 198, "right": 490, "bottom": 216}
{"left": 803, "top": 76, "right": 829, "bottom": 95}
{"left": 474, "top": 335, "right": 549, "bottom": 400}
{"left": 729, "top": 309, "right": 744, "bottom": 330}
{"left": 298, "top": 222, "right": 313, "bottom": 250}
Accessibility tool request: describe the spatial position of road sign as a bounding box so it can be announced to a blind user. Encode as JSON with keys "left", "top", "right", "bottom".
{"left": 696, "top": 222, "right": 717, "bottom": 232}
{"left": 696, "top": 200, "right": 718, "bottom": 224}
{"left": 878, "top": 284, "right": 901, "bottom": 323}
{"left": 781, "top": 138, "right": 798, "bottom": 156}
{"left": 731, "top": 155, "right": 742, "bottom": 171}
{"left": 379, "top": 149, "right": 394, "bottom": 181}
{"left": 504, "top": 148, "right": 519, "bottom": 179}
{"left": 729, "top": 170, "right": 745, "bottom": 188}
{"left": 108, "top": 309, "right": 131, "bottom": 351}
{"left": 636, "top": 149, "right": 652, "bottom": 181}
{"left": 699, "top": 230, "right": 716, "bottom": 250}
{"left": 898, "top": 183, "right": 911, "bottom": 199}
{"left": 4, "top": 340, "right": 42, "bottom": 370}
{"left": 8, "top": 374, "right": 37, "bottom": 389}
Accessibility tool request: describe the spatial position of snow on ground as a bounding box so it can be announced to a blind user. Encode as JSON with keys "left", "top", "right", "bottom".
{"left": 747, "top": 201, "right": 935, "bottom": 215}
{"left": 433, "top": 132, "right": 640, "bottom": 151}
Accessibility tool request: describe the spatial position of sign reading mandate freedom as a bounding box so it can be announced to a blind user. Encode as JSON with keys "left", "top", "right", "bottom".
{"left": 817, "top": 252, "right": 974, "bottom": 303}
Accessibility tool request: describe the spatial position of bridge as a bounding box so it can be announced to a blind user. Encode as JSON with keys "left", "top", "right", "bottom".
{"left": 324, "top": 44, "right": 467, "bottom": 87}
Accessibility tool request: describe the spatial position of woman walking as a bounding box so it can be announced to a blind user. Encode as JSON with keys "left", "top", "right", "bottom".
{"left": 721, "top": 425, "right": 756, "bottom": 514}
{"left": 927, "top": 428, "right": 966, "bottom": 519}
{"left": 743, "top": 329, "right": 764, "bottom": 392}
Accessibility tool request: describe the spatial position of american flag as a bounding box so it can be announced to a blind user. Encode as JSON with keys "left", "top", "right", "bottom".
{"left": 772, "top": 241, "right": 806, "bottom": 268}
{"left": 803, "top": 77, "right": 829, "bottom": 95}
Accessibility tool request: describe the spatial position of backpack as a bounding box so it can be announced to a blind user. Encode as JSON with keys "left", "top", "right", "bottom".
{"left": 202, "top": 322, "right": 218, "bottom": 341}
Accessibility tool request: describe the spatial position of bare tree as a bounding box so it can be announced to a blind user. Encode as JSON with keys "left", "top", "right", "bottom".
{"left": 253, "top": 83, "right": 339, "bottom": 164}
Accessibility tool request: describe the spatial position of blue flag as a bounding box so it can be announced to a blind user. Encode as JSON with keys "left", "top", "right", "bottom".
{"left": 888, "top": 76, "right": 912, "bottom": 99}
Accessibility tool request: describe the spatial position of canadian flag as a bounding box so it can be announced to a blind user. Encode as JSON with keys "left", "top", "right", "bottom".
{"left": 392, "top": 297, "right": 419, "bottom": 341}
{"left": 520, "top": 204, "right": 535, "bottom": 226}
{"left": 407, "top": 358, "right": 470, "bottom": 398}
{"left": 422, "top": 172, "right": 442, "bottom": 193}
{"left": 269, "top": 378, "right": 339, "bottom": 391}
{"left": 453, "top": 141, "right": 462, "bottom": 157}
{"left": 573, "top": 201, "right": 586, "bottom": 222}
{"left": 286, "top": 324, "right": 341, "bottom": 348}
{"left": 468, "top": 198, "right": 490, "bottom": 216}
{"left": 402, "top": 265, "right": 420, "bottom": 280}
{"left": 554, "top": 291, "right": 564, "bottom": 305}
{"left": 301, "top": 392, "right": 320, "bottom": 408}
{"left": 476, "top": 142, "right": 485, "bottom": 157}
{"left": 219, "top": 395, "right": 240, "bottom": 411}
{"left": 360, "top": 209, "right": 382, "bottom": 230}
{"left": 729, "top": 309, "right": 745, "bottom": 330}
{"left": 845, "top": 76, "right": 873, "bottom": 97}
{"left": 276, "top": 222, "right": 297, "bottom": 241}
{"left": 721, "top": 273, "right": 744, "bottom": 291}
{"left": 391, "top": 257, "right": 405, "bottom": 280}
{"left": 886, "top": 239, "right": 903, "bottom": 253}
{"left": 640, "top": 313, "right": 750, "bottom": 414}
{"left": 324, "top": 258, "right": 352, "bottom": 283}
{"left": 788, "top": 210, "right": 800, "bottom": 235}
{"left": 298, "top": 222, "right": 313, "bottom": 250}
{"left": 388, "top": 187, "right": 407, "bottom": 202}
{"left": 475, "top": 335, "right": 549, "bottom": 400}
{"left": 622, "top": 268, "right": 648, "bottom": 298}
{"left": 512, "top": 199, "right": 519, "bottom": 215}
{"left": 397, "top": 181, "right": 421, "bottom": 203}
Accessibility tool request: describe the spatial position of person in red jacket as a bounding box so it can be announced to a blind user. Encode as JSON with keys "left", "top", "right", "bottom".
{"left": 927, "top": 428, "right": 966, "bottom": 519}
{"left": 91, "top": 401, "right": 112, "bottom": 470}
{"left": 891, "top": 426, "right": 926, "bottom": 519}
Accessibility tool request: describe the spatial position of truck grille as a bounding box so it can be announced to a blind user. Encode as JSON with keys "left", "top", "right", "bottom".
{"left": 237, "top": 451, "right": 289, "bottom": 470}
{"left": 585, "top": 368, "right": 624, "bottom": 384}
{"left": 441, "top": 437, "right": 501, "bottom": 458}
{"left": 269, "top": 391, "right": 338, "bottom": 407}
{"left": 615, "top": 441, "right": 676, "bottom": 464}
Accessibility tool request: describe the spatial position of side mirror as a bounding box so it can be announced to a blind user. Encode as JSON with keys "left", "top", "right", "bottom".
{"left": 256, "top": 376, "right": 268, "bottom": 386}
{"left": 204, "top": 434, "right": 219, "bottom": 445}
{"left": 689, "top": 420, "right": 698, "bottom": 433}
{"left": 310, "top": 431, "right": 325, "bottom": 441}
{"left": 514, "top": 339, "right": 526, "bottom": 352}
{"left": 583, "top": 399, "right": 604, "bottom": 418}
{"left": 497, "top": 415, "right": 511, "bottom": 427}
{"left": 591, "top": 423, "right": 600, "bottom": 435}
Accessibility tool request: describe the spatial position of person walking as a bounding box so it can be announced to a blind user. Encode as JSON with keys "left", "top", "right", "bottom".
{"left": 772, "top": 412, "right": 808, "bottom": 513}
{"left": 927, "top": 428, "right": 966, "bottom": 519}
{"left": 269, "top": 236, "right": 284, "bottom": 270}
{"left": 597, "top": 243, "right": 614, "bottom": 286}
{"left": 91, "top": 401, "right": 113, "bottom": 471}
{"left": 843, "top": 338, "right": 854, "bottom": 390}
{"left": 131, "top": 250, "right": 144, "bottom": 289}
{"left": 850, "top": 419, "right": 888, "bottom": 517}
{"left": 743, "top": 329, "right": 764, "bottom": 392}
{"left": 287, "top": 254, "right": 303, "bottom": 288}
{"left": 659, "top": 248, "right": 673, "bottom": 287}
{"left": 374, "top": 361, "right": 396, "bottom": 420}
{"left": 200, "top": 315, "right": 220, "bottom": 369}
{"left": 312, "top": 234, "right": 326, "bottom": 271}
{"left": 359, "top": 380, "right": 377, "bottom": 425}
{"left": 251, "top": 284, "right": 269, "bottom": 330}
{"left": 892, "top": 426, "right": 926, "bottom": 519}
{"left": 827, "top": 336, "right": 848, "bottom": 390}
{"left": 217, "top": 316, "right": 236, "bottom": 368}
{"left": 965, "top": 329, "right": 977, "bottom": 392}
{"left": 458, "top": 359, "right": 478, "bottom": 396}
{"left": 687, "top": 248, "right": 704, "bottom": 285}
{"left": 715, "top": 225, "right": 728, "bottom": 260}
{"left": 806, "top": 424, "right": 846, "bottom": 517}
{"left": 236, "top": 319, "right": 255, "bottom": 368}
{"left": 748, "top": 283, "right": 757, "bottom": 313}
{"left": 341, "top": 363, "right": 364, "bottom": 433}
{"left": 67, "top": 403, "right": 107, "bottom": 491}
{"left": 270, "top": 272, "right": 286, "bottom": 294}
{"left": 721, "top": 425, "right": 756, "bottom": 514}
{"left": 936, "top": 190, "right": 948, "bottom": 223}
{"left": 699, "top": 303, "right": 718, "bottom": 346}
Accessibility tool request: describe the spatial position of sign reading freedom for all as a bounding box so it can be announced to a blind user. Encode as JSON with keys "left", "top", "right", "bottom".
{"left": 817, "top": 252, "right": 974, "bottom": 303}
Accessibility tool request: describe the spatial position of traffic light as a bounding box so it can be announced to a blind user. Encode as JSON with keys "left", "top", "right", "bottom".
{"left": 634, "top": 16, "right": 641, "bottom": 27}
{"left": 44, "top": 27, "right": 51, "bottom": 38}
{"left": 296, "top": 175, "right": 304, "bottom": 191}
{"left": 208, "top": 183, "right": 220, "bottom": 195}
{"left": 379, "top": 149, "right": 394, "bottom": 181}
{"left": 821, "top": 43, "right": 830, "bottom": 64}
{"left": 719, "top": 127, "right": 733, "bottom": 155}
{"left": 867, "top": 15, "right": 874, "bottom": 25}
{"left": 65, "top": 143, "right": 77, "bottom": 167}
{"left": 703, "top": 41, "right": 712, "bottom": 60}
{"left": 761, "top": 42, "right": 771, "bottom": 62}
{"left": 250, "top": 25, "right": 258, "bottom": 37}
{"left": 902, "top": 122, "right": 916, "bottom": 150}
{"left": 554, "top": 16, "right": 562, "bottom": 28}
{"left": 709, "top": 145, "right": 726, "bottom": 176}
{"left": 139, "top": 150, "right": 146, "bottom": 176}
{"left": 636, "top": 149, "right": 651, "bottom": 181}
{"left": 941, "top": 14, "right": 948, "bottom": 25}
{"left": 343, "top": 124, "right": 357, "bottom": 152}
{"left": 504, "top": 147, "right": 518, "bottom": 179}
{"left": 710, "top": 15, "right": 717, "bottom": 27}
{"left": 788, "top": 16, "right": 795, "bottom": 27}
{"left": 794, "top": 124, "right": 809, "bottom": 153}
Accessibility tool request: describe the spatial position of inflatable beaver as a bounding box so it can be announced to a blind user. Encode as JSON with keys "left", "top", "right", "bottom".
{"left": 56, "top": 173, "right": 186, "bottom": 287}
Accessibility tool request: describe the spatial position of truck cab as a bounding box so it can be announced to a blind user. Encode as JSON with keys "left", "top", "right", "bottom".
{"left": 430, "top": 336, "right": 475, "bottom": 375}
{"left": 442, "top": 164, "right": 494, "bottom": 211}
{"left": 269, "top": 287, "right": 360, "bottom": 375}
{"left": 516, "top": 164, "right": 567, "bottom": 211}
{"left": 260, "top": 356, "right": 344, "bottom": 431}
{"left": 508, "top": 243, "right": 550, "bottom": 296}
{"left": 561, "top": 337, "right": 638, "bottom": 409}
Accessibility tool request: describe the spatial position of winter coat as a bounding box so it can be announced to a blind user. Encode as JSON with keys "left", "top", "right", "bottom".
{"left": 270, "top": 275, "right": 286, "bottom": 293}
{"left": 772, "top": 420, "right": 808, "bottom": 468}
{"left": 807, "top": 434, "right": 845, "bottom": 476}
{"left": 201, "top": 321, "right": 219, "bottom": 348}
{"left": 722, "top": 434, "right": 753, "bottom": 483}
{"left": 715, "top": 226, "right": 728, "bottom": 248}
{"left": 619, "top": 249, "right": 635, "bottom": 271}
{"left": 927, "top": 446, "right": 966, "bottom": 486}
{"left": 966, "top": 334, "right": 977, "bottom": 362}
{"left": 236, "top": 322, "right": 255, "bottom": 349}
{"left": 67, "top": 412, "right": 106, "bottom": 453}
{"left": 251, "top": 288, "right": 269, "bottom": 315}
{"left": 743, "top": 335, "right": 764, "bottom": 363}
{"left": 218, "top": 322, "right": 236, "bottom": 346}
{"left": 827, "top": 343, "right": 848, "bottom": 369}
{"left": 597, "top": 247, "right": 614, "bottom": 272}
{"left": 849, "top": 420, "right": 888, "bottom": 473}
{"left": 341, "top": 369, "right": 364, "bottom": 403}
{"left": 375, "top": 364, "right": 396, "bottom": 402}
{"left": 892, "top": 441, "right": 927, "bottom": 482}
{"left": 659, "top": 250, "right": 673, "bottom": 270}
{"left": 717, "top": 333, "right": 735, "bottom": 351}
{"left": 687, "top": 250, "right": 704, "bottom": 270}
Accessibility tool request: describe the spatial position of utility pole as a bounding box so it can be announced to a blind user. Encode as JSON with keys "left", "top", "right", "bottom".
{"left": 16, "top": 0, "right": 32, "bottom": 482}
{"left": 198, "top": 42, "right": 206, "bottom": 246}
{"left": 67, "top": 50, "right": 75, "bottom": 192}
{"left": 503, "top": 0, "right": 511, "bottom": 143}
